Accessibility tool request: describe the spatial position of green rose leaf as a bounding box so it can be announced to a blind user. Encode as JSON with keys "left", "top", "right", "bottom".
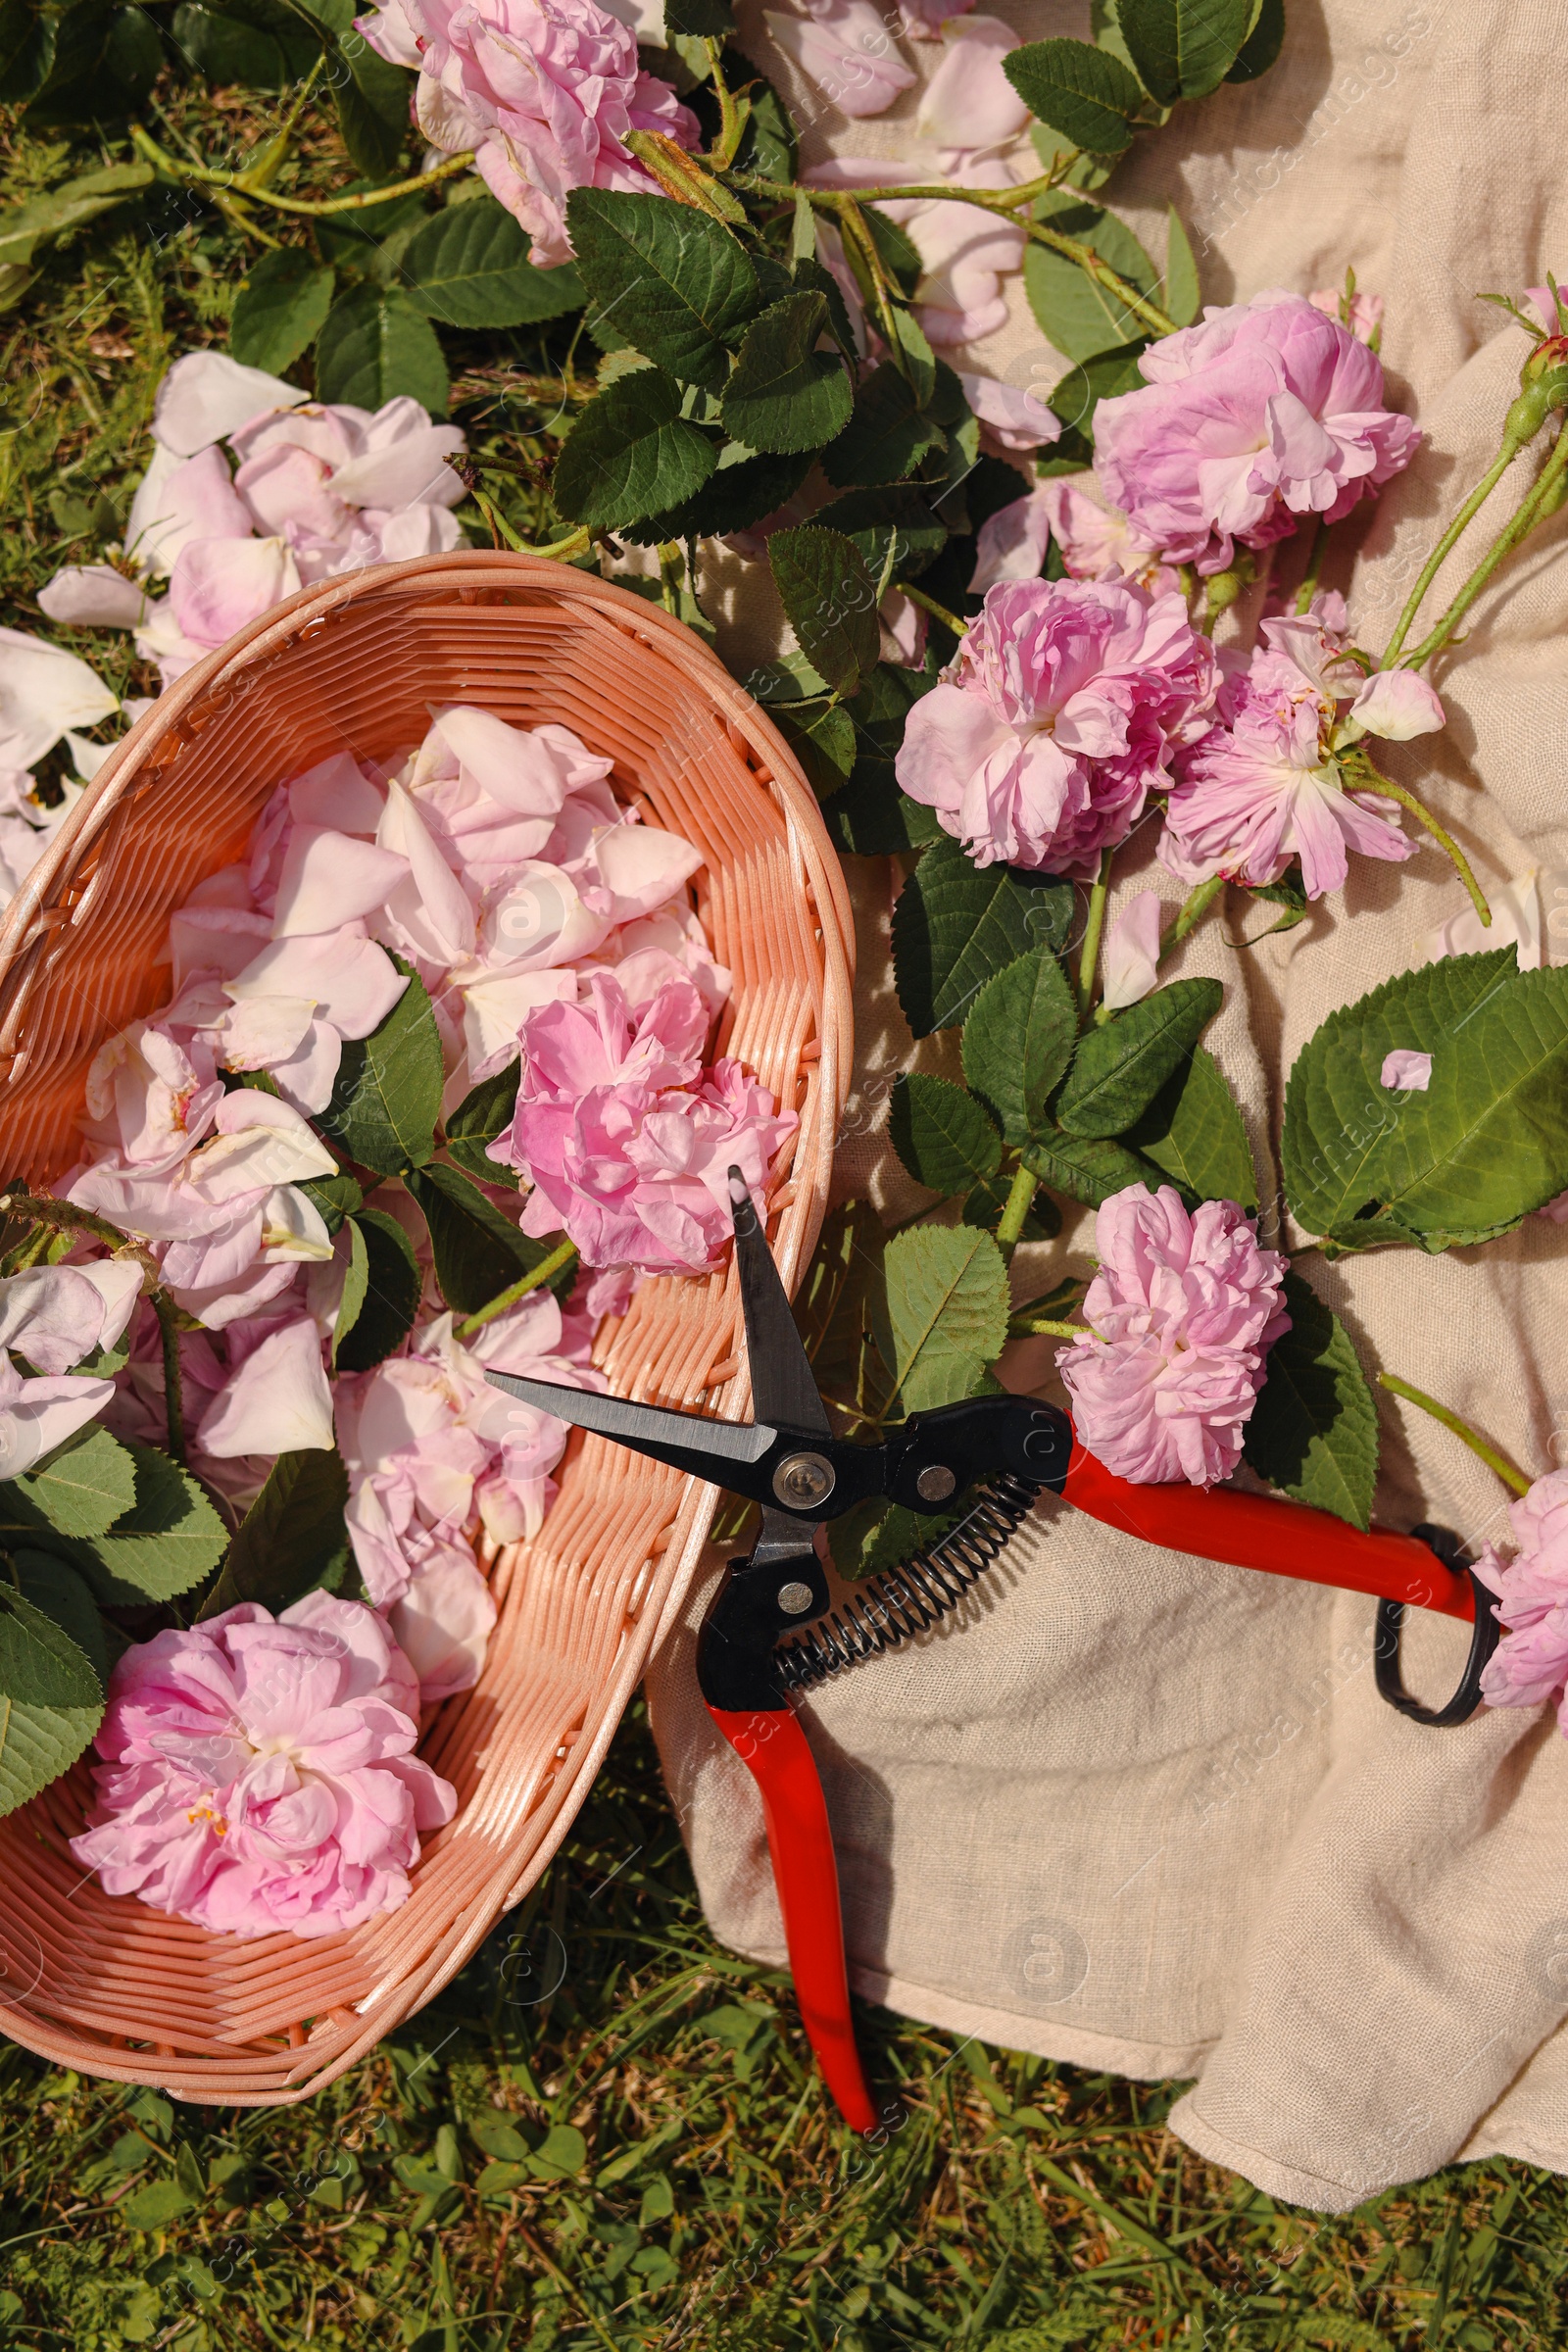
{"left": 230, "top": 247, "right": 336, "bottom": 375}
{"left": 821, "top": 769, "right": 944, "bottom": 857}
{"left": 814, "top": 484, "right": 947, "bottom": 581}
{"left": 16, "top": 1550, "right": 108, "bottom": 1688}
{"left": 315, "top": 281, "right": 449, "bottom": 415}
{"left": 891, "top": 838, "right": 1074, "bottom": 1036}
{"left": 768, "top": 525, "right": 881, "bottom": 700}
{"left": 401, "top": 197, "right": 585, "bottom": 327}
{"left": 1243, "top": 1270, "right": 1379, "bottom": 1531}
{"left": 1125, "top": 1043, "right": 1257, "bottom": 1208}
{"left": 69, "top": 1446, "right": 229, "bottom": 1605}
{"left": 445, "top": 1063, "right": 520, "bottom": 1187}
{"left": 961, "top": 949, "right": 1079, "bottom": 1149}
{"left": 1057, "top": 977, "right": 1223, "bottom": 1139}
{"left": 821, "top": 363, "right": 944, "bottom": 491}
{"left": 317, "top": 963, "right": 444, "bottom": 1176}
{"left": 0, "top": 0, "right": 56, "bottom": 101}
{"left": 334, "top": 1207, "right": 422, "bottom": 1373}
{"left": 23, "top": 3, "right": 162, "bottom": 122}
{"left": 829, "top": 1495, "right": 960, "bottom": 1583}
{"left": 14, "top": 1425, "right": 137, "bottom": 1540}
{"left": 1004, "top": 37, "right": 1146, "bottom": 153}
{"left": 1281, "top": 950, "right": 1568, "bottom": 1251}
{"left": 553, "top": 367, "right": 717, "bottom": 529}
{"left": 566, "top": 188, "right": 760, "bottom": 390}
{"left": 887, "top": 1072, "right": 1004, "bottom": 1195}
{"left": 312, "top": 178, "right": 427, "bottom": 279}
{"left": 720, "top": 291, "right": 854, "bottom": 455}
{"left": 198, "top": 1447, "right": 353, "bottom": 1621}
{"left": 1023, "top": 1129, "right": 1165, "bottom": 1208}
{"left": 873, "top": 1225, "right": 1009, "bottom": 1414}
{"left": 1119, "top": 0, "right": 1255, "bottom": 105}
{"left": 1025, "top": 192, "right": 1160, "bottom": 363}
{"left": 172, "top": 0, "right": 317, "bottom": 90}
{"left": 289, "top": 0, "right": 414, "bottom": 177}
{"left": 771, "top": 698, "right": 858, "bottom": 801}
{"left": 298, "top": 1169, "right": 364, "bottom": 1235}
{"left": 0, "top": 1588, "right": 103, "bottom": 1818}
{"left": 1226, "top": 0, "right": 1286, "bottom": 81}
{"left": 405, "top": 1161, "right": 538, "bottom": 1318}
{"left": 1163, "top": 203, "right": 1201, "bottom": 325}
{"left": 1048, "top": 338, "right": 1150, "bottom": 440}
{"left": 615, "top": 447, "right": 811, "bottom": 548}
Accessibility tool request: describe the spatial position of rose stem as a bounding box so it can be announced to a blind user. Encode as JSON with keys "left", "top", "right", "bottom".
{"left": 994, "top": 1164, "right": 1039, "bottom": 1251}
{"left": 457, "top": 1240, "right": 578, "bottom": 1341}
{"left": 1075, "top": 848, "right": 1114, "bottom": 1018}
{"left": 1341, "top": 750, "right": 1491, "bottom": 927}
{"left": 1375, "top": 1372, "right": 1530, "bottom": 1497}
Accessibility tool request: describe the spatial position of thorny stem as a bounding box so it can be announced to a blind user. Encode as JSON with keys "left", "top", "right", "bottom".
{"left": 241, "top": 51, "right": 327, "bottom": 191}
{"left": 0, "top": 1190, "right": 156, "bottom": 1275}
{"left": 130, "top": 122, "right": 478, "bottom": 217}
{"left": 835, "top": 198, "right": 906, "bottom": 371}
{"left": 704, "top": 39, "right": 749, "bottom": 171}
{"left": 1076, "top": 848, "right": 1113, "bottom": 1018}
{"left": 729, "top": 171, "right": 1178, "bottom": 339}
{"left": 1008, "top": 1315, "right": 1087, "bottom": 1340}
{"left": 472, "top": 487, "right": 528, "bottom": 553}
{"left": 1379, "top": 439, "right": 1523, "bottom": 665}
{"left": 1401, "top": 423, "right": 1568, "bottom": 670}
{"left": 1376, "top": 1372, "right": 1530, "bottom": 1498}
{"left": 456, "top": 1239, "right": 578, "bottom": 1340}
{"left": 993, "top": 1163, "right": 1039, "bottom": 1251}
{"left": 1341, "top": 749, "right": 1491, "bottom": 927}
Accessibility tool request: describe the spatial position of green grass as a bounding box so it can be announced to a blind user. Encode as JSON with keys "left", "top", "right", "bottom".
{"left": 2, "top": 1701, "right": 1565, "bottom": 2351}
{"left": 4, "top": 81, "right": 1568, "bottom": 2352}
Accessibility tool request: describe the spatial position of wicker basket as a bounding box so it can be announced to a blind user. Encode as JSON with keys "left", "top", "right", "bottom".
{"left": 0, "top": 553, "right": 854, "bottom": 2104}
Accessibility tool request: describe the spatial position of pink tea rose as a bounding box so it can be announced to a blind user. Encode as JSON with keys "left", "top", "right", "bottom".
{"left": 1057, "top": 1183, "right": 1290, "bottom": 1488}
{"left": 1475, "top": 1469, "right": 1568, "bottom": 1726}
{"left": 1160, "top": 599, "right": 1419, "bottom": 902}
{"left": 1093, "top": 290, "right": 1419, "bottom": 573}
{"left": 358, "top": 0, "right": 701, "bottom": 270}
{"left": 896, "top": 575, "right": 1216, "bottom": 875}
{"left": 493, "top": 972, "right": 796, "bottom": 1273}
{"left": 337, "top": 1290, "right": 601, "bottom": 1613}
{"left": 70, "top": 1594, "right": 457, "bottom": 1938}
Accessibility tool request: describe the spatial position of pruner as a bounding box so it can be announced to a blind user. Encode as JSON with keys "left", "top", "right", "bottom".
{"left": 485, "top": 1174, "right": 1500, "bottom": 2134}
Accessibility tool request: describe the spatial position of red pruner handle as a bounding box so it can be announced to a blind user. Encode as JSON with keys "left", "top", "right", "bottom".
{"left": 1061, "top": 1438, "right": 1474, "bottom": 1623}
{"left": 707, "top": 1700, "right": 878, "bottom": 2134}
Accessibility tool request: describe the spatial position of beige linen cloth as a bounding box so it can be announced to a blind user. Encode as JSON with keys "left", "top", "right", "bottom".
{"left": 644, "top": 0, "right": 1568, "bottom": 2209}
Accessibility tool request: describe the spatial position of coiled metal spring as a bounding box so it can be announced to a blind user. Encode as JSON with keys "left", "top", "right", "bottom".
{"left": 773, "top": 1471, "right": 1043, "bottom": 1696}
